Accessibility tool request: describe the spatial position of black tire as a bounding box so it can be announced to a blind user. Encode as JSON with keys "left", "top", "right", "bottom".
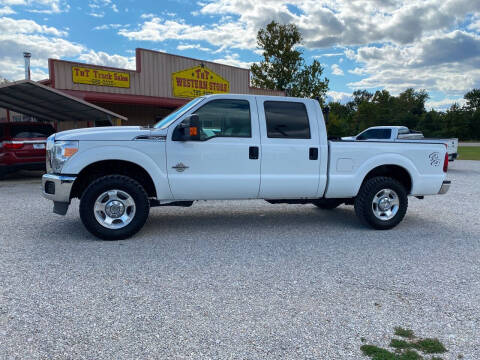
{"left": 79, "top": 175, "right": 150, "bottom": 240}
{"left": 354, "top": 176, "right": 408, "bottom": 230}
{"left": 313, "top": 198, "right": 344, "bottom": 210}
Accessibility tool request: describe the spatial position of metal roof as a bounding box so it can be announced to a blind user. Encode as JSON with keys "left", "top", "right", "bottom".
{"left": 0, "top": 80, "right": 127, "bottom": 123}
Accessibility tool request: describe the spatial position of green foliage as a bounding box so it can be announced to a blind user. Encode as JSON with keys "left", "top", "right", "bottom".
{"left": 414, "top": 339, "right": 447, "bottom": 354}
{"left": 250, "top": 21, "right": 329, "bottom": 106}
{"left": 361, "top": 327, "right": 447, "bottom": 360}
{"left": 395, "top": 327, "right": 415, "bottom": 339}
{"left": 458, "top": 146, "right": 480, "bottom": 160}
{"left": 327, "top": 88, "right": 480, "bottom": 140}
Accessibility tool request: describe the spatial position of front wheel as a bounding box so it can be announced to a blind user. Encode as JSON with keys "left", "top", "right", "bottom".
{"left": 354, "top": 176, "right": 408, "bottom": 230}
{"left": 80, "top": 175, "right": 150, "bottom": 240}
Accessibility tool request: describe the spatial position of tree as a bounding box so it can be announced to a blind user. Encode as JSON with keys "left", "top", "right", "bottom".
{"left": 464, "top": 89, "right": 480, "bottom": 111}
{"left": 250, "top": 21, "right": 329, "bottom": 105}
{"left": 289, "top": 60, "right": 329, "bottom": 105}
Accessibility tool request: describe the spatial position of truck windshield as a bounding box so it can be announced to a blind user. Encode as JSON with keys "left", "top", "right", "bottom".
{"left": 154, "top": 97, "right": 205, "bottom": 129}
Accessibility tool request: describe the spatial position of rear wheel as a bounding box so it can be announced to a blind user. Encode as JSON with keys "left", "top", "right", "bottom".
{"left": 313, "top": 198, "right": 344, "bottom": 210}
{"left": 354, "top": 176, "right": 408, "bottom": 230}
{"left": 80, "top": 175, "right": 150, "bottom": 240}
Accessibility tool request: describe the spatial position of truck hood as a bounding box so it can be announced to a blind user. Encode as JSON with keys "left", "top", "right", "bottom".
{"left": 54, "top": 126, "right": 167, "bottom": 141}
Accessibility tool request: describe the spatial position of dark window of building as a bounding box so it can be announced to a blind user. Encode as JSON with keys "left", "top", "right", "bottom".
{"left": 264, "top": 101, "right": 311, "bottom": 139}
{"left": 195, "top": 99, "right": 251, "bottom": 138}
{"left": 10, "top": 124, "right": 55, "bottom": 138}
{"left": 357, "top": 129, "right": 392, "bottom": 140}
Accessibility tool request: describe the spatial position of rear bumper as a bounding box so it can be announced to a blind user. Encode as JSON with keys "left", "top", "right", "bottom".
{"left": 42, "top": 174, "right": 76, "bottom": 214}
{"left": 438, "top": 180, "right": 451, "bottom": 195}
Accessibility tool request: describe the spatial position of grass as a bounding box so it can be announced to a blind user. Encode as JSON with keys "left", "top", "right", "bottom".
{"left": 360, "top": 327, "right": 447, "bottom": 360}
{"left": 458, "top": 146, "right": 480, "bottom": 160}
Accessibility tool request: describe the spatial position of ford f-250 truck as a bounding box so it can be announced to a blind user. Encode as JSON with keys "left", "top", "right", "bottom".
{"left": 42, "top": 94, "right": 451, "bottom": 240}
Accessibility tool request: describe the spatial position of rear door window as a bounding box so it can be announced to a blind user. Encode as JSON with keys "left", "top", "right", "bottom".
{"left": 264, "top": 101, "right": 311, "bottom": 139}
{"left": 10, "top": 124, "right": 55, "bottom": 139}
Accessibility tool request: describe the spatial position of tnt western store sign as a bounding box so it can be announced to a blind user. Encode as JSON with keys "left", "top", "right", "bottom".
{"left": 172, "top": 65, "right": 229, "bottom": 98}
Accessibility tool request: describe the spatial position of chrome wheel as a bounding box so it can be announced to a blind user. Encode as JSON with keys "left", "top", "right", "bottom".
{"left": 371, "top": 188, "right": 399, "bottom": 221}
{"left": 93, "top": 189, "right": 136, "bottom": 229}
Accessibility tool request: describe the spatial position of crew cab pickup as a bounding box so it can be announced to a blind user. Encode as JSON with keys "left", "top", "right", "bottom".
{"left": 342, "top": 126, "right": 459, "bottom": 161}
{"left": 41, "top": 95, "right": 450, "bottom": 240}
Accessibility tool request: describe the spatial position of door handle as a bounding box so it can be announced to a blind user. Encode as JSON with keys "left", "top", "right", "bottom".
{"left": 249, "top": 146, "right": 259, "bottom": 159}
{"left": 309, "top": 147, "right": 318, "bottom": 160}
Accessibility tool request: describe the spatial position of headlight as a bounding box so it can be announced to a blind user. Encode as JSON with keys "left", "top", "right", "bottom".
{"left": 46, "top": 134, "right": 55, "bottom": 173}
{"left": 51, "top": 140, "right": 79, "bottom": 173}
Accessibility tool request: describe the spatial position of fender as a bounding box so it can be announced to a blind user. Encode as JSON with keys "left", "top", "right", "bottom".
{"left": 61, "top": 145, "right": 173, "bottom": 200}
{"left": 352, "top": 153, "right": 417, "bottom": 195}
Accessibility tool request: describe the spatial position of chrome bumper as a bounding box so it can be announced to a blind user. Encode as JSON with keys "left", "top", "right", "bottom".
{"left": 42, "top": 174, "right": 76, "bottom": 214}
{"left": 438, "top": 180, "right": 451, "bottom": 195}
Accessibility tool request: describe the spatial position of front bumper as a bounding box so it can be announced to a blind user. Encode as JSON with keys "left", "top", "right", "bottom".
{"left": 448, "top": 153, "right": 458, "bottom": 161}
{"left": 438, "top": 180, "right": 451, "bottom": 194}
{"left": 42, "top": 174, "right": 76, "bottom": 214}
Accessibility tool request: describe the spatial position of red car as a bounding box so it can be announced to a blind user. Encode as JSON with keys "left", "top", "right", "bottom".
{"left": 0, "top": 122, "right": 55, "bottom": 178}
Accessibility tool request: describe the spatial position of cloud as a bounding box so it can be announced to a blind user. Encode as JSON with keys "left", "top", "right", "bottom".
{"left": 77, "top": 50, "right": 135, "bottom": 69}
{"left": 0, "top": 17, "right": 82, "bottom": 80}
{"left": 210, "top": 53, "right": 252, "bottom": 68}
{"left": 313, "top": 53, "right": 344, "bottom": 58}
{"left": 93, "top": 23, "right": 123, "bottom": 30}
{"left": 331, "top": 64, "right": 344, "bottom": 76}
{"left": 327, "top": 90, "right": 352, "bottom": 104}
{"left": 426, "top": 97, "right": 466, "bottom": 111}
{"left": 4, "top": 0, "right": 70, "bottom": 14}
{"left": 347, "top": 30, "right": 480, "bottom": 95}
{"left": 468, "top": 18, "right": 480, "bottom": 32}
{"left": 0, "top": 16, "right": 67, "bottom": 36}
{"left": 88, "top": 11, "right": 104, "bottom": 17}
{"left": 176, "top": 43, "right": 212, "bottom": 52}
{"left": 119, "top": 17, "right": 256, "bottom": 50}
{"left": 0, "top": 5, "right": 15, "bottom": 14}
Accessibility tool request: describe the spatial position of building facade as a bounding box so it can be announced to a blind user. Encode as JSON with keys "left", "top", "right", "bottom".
{"left": 36, "top": 48, "right": 283, "bottom": 130}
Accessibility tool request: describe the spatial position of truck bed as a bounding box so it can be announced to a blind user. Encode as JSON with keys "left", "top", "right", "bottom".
{"left": 325, "top": 140, "right": 447, "bottom": 198}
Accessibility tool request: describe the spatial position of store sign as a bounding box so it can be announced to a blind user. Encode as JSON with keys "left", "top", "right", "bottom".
{"left": 172, "top": 65, "right": 229, "bottom": 98}
{"left": 72, "top": 66, "right": 130, "bottom": 88}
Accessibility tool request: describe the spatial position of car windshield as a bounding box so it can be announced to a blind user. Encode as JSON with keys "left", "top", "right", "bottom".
{"left": 154, "top": 97, "right": 205, "bottom": 129}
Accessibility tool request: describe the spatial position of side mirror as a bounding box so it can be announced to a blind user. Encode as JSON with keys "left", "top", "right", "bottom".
{"left": 173, "top": 114, "right": 201, "bottom": 141}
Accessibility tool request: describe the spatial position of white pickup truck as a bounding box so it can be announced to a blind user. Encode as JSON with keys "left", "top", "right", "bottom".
{"left": 42, "top": 95, "right": 451, "bottom": 240}
{"left": 342, "top": 126, "right": 459, "bottom": 161}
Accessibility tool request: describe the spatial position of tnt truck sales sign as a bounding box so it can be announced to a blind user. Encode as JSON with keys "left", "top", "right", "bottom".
{"left": 72, "top": 66, "right": 130, "bottom": 88}
{"left": 172, "top": 65, "right": 229, "bottom": 98}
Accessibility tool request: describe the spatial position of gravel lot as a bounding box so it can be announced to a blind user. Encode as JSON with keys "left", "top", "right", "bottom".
{"left": 1, "top": 161, "right": 479, "bottom": 359}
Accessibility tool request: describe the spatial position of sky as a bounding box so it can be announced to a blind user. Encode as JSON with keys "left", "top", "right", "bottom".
{"left": 0, "top": 0, "right": 479, "bottom": 110}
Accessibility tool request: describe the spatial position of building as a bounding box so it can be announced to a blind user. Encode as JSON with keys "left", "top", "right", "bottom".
{"left": 0, "top": 48, "right": 284, "bottom": 131}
